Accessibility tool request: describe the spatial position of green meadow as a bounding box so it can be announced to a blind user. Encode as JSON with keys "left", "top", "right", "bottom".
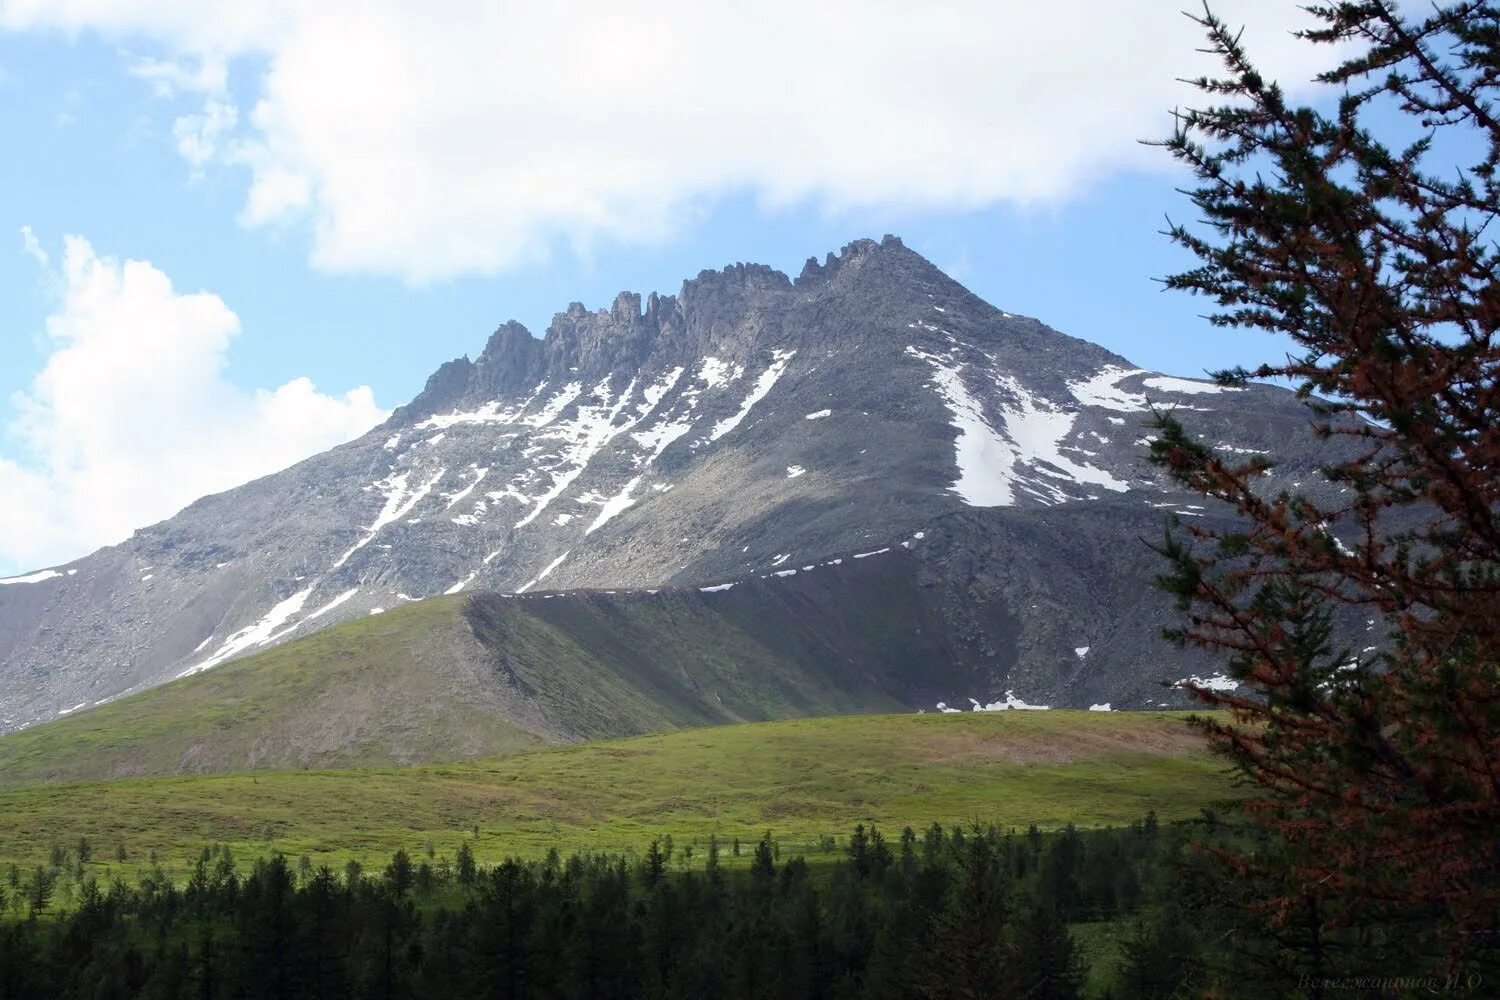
{"left": 0, "top": 710, "right": 1231, "bottom": 875}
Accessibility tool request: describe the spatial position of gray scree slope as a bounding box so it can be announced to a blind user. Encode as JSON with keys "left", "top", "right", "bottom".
{"left": 0, "top": 236, "right": 1328, "bottom": 730}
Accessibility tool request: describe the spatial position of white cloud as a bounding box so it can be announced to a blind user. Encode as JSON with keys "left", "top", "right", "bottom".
{"left": 0, "top": 2, "right": 1340, "bottom": 281}
{"left": 172, "top": 97, "right": 237, "bottom": 170}
{"left": 129, "top": 52, "right": 227, "bottom": 97}
{"left": 19, "top": 225, "right": 47, "bottom": 265}
{"left": 0, "top": 235, "right": 386, "bottom": 573}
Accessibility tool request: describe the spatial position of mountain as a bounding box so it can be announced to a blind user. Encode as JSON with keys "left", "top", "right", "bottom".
{"left": 0, "top": 236, "right": 1328, "bottom": 733}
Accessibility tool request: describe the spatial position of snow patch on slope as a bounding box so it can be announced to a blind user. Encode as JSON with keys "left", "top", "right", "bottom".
{"left": 632, "top": 418, "right": 694, "bottom": 462}
{"left": 1143, "top": 376, "right": 1237, "bottom": 395}
{"left": 588, "top": 476, "right": 643, "bottom": 534}
{"left": 444, "top": 572, "right": 477, "bottom": 595}
{"left": 0, "top": 569, "right": 62, "bottom": 585}
{"left": 1178, "top": 673, "right": 1240, "bottom": 692}
{"left": 519, "top": 551, "right": 569, "bottom": 592}
{"left": 1067, "top": 366, "right": 1149, "bottom": 412}
{"left": 306, "top": 587, "right": 360, "bottom": 622}
{"left": 709, "top": 350, "right": 796, "bottom": 442}
{"left": 994, "top": 375, "right": 1131, "bottom": 497}
{"left": 969, "top": 692, "right": 1050, "bottom": 711}
{"left": 444, "top": 468, "right": 488, "bottom": 509}
{"left": 334, "top": 467, "right": 447, "bottom": 569}
{"left": 640, "top": 367, "right": 685, "bottom": 411}
{"left": 906, "top": 346, "right": 1017, "bottom": 506}
{"left": 513, "top": 376, "right": 645, "bottom": 529}
{"left": 417, "top": 382, "right": 552, "bottom": 430}
{"left": 520, "top": 381, "right": 584, "bottom": 427}
{"left": 909, "top": 347, "right": 1130, "bottom": 505}
{"left": 698, "top": 357, "right": 744, "bottom": 389}
{"left": 185, "top": 584, "right": 316, "bottom": 676}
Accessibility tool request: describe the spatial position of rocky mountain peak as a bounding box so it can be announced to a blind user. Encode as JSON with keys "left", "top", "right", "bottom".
{"left": 611, "top": 290, "right": 642, "bottom": 322}
{"left": 0, "top": 235, "right": 1336, "bottom": 732}
{"left": 402, "top": 236, "right": 953, "bottom": 425}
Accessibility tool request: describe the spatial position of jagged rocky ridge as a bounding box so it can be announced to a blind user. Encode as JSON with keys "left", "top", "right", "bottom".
{"left": 0, "top": 236, "right": 1332, "bottom": 731}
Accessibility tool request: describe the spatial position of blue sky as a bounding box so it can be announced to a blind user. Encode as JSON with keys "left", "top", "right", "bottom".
{"left": 0, "top": 26, "right": 1264, "bottom": 406}
{"left": 0, "top": 2, "right": 1335, "bottom": 575}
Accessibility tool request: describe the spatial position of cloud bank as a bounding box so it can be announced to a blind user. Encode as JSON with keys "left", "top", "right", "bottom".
{"left": 0, "top": 234, "right": 386, "bottom": 573}
{"left": 0, "top": 1, "right": 1338, "bottom": 282}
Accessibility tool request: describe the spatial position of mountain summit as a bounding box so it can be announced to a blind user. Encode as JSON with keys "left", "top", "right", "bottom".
{"left": 0, "top": 237, "right": 1325, "bottom": 731}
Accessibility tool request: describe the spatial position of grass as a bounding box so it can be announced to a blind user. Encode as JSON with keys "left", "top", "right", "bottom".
{"left": 0, "top": 710, "right": 1232, "bottom": 876}
{"left": 0, "top": 596, "right": 548, "bottom": 785}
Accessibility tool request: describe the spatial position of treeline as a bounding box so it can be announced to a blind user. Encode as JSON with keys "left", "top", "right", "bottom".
{"left": 0, "top": 815, "right": 1486, "bottom": 998}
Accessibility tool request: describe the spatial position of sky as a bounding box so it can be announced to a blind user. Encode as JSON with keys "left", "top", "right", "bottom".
{"left": 0, "top": 2, "right": 1347, "bottom": 576}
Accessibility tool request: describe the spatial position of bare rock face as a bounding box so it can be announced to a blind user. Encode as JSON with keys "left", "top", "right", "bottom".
{"left": 0, "top": 236, "right": 1328, "bottom": 731}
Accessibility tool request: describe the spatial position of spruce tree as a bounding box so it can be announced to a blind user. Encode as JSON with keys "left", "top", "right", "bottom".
{"left": 456, "top": 840, "right": 477, "bottom": 887}
{"left": 196, "top": 926, "right": 217, "bottom": 1000}
{"left": 1115, "top": 900, "right": 1203, "bottom": 1000}
{"left": 751, "top": 834, "right": 776, "bottom": 887}
{"left": 643, "top": 839, "right": 667, "bottom": 889}
{"left": 27, "top": 867, "right": 53, "bottom": 918}
{"left": 343, "top": 858, "right": 362, "bottom": 891}
{"left": 384, "top": 849, "right": 414, "bottom": 900}
{"left": 921, "top": 826, "right": 1009, "bottom": 998}
{"left": 1154, "top": 0, "right": 1500, "bottom": 969}
{"left": 1012, "top": 900, "right": 1083, "bottom": 1000}
{"left": 849, "top": 824, "right": 872, "bottom": 878}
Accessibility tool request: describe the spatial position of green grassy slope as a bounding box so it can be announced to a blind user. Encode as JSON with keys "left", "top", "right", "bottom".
{"left": 0, "top": 596, "right": 550, "bottom": 785}
{"left": 0, "top": 711, "right": 1230, "bottom": 872}
{"left": 0, "top": 551, "right": 1016, "bottom": 785}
